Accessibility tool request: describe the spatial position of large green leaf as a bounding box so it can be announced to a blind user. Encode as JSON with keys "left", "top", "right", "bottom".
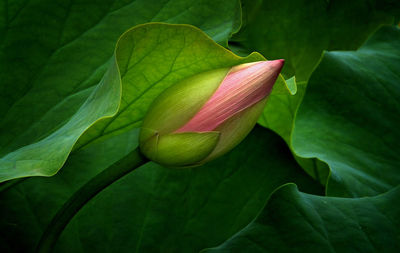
{"left": 203, "top": 184, "right": 400, "bottom": 253}
{"left": 245, "top": 0, "right": 399, "bottom": 165}
{"left": 0, "top": 0, "right": 242, "bottom": 182}
{"left": 248, "top": 1, "right": 400, "bottom": 185}
{"left": 0, "top": 126, "right": 322, "bottom": 252}
{"left": 292, "top": 25, "right": 400, "bottom": 197}
{"left": 235, "top": 0, "right": 398, "bottom": 81}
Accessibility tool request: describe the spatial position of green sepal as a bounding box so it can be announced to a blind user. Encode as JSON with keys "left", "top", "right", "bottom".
{"left": 139, "top": 128, "right": 158, "bottom": 144}
{"left": 139, "top": 128, "right": 159, "bottom": 163}
{"left": 141, "top": 131, "right": 220, "bottom": 167}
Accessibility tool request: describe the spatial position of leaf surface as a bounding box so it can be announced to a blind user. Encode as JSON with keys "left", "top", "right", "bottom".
{"left": 0, "top": 126, "right": 322, "bottom": 253}
{"left": 203, "top": 184, "right": 400, "bottom": 253}
{"left": 245, "top": 0, "right": 399, "bottom": 172}
{"left": 236, "top": 0, "right": 398, "bottom": 81}
{"left": 245, "top": 0, "right": 400, "bottom": 185}
{"left": 292, "top": 25, "right": 400, "bottom": 197}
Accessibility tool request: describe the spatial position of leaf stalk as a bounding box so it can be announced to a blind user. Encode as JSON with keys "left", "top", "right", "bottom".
{"left": 36, "top": 147, "right": 148, "bottom": 253}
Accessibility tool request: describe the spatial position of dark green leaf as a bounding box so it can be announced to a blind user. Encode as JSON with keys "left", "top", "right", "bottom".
{"left": 292, "top": 26, "right": 400, "bottom": 197}
{"left": 203, "top": 184, "right": 400, "bottom": 253}
{"left": 0, "top": 126, "right": 322, "bottom": 252}
{"left": 243, "top": 0, "right": 399, "bottom": 167}
{"left": 236, "top": 0, "right": 398, "bottom": 81}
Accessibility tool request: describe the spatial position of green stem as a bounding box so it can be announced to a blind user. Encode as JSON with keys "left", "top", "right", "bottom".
{"left": 36, "top": 147, "right": 148, "bottom": 253}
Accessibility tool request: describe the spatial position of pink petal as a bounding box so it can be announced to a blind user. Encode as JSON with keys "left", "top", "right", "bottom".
{"left": 176, "top": 59, "right": 284, "bottom": 133}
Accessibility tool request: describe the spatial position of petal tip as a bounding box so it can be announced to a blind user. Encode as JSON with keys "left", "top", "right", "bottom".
{"left": 270, "top": 59, "right": 285, "bottom": 69}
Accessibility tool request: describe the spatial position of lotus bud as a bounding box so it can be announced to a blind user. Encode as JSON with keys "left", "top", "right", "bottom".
{"left": 139, "top": 60, "right": 284, "bottom": 167}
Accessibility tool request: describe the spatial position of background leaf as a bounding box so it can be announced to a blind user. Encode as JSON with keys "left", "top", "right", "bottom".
{"left": 240, "top": 0, "right": 399, "bottom": 147}
{"left": 203, "top": 184, "right": 400, "bottom": 253}
{"left": 235, "top": 0, "right": 399, "bottom": 81}
{"left": 244, "top": 0, "right": 400, "bottom": 183}
{"left": 0, "top": 126, "right": 322, "bottom": 253}
{"left": 292, "top": 25, "right": 400, "bottom": 197}
{"left": 0, "top": 0, "right": 242, "bottom": 182}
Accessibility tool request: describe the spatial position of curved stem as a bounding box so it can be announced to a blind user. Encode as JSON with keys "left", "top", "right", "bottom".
{"left": 36, "top": 147, "right": 148, "bottom": 253}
